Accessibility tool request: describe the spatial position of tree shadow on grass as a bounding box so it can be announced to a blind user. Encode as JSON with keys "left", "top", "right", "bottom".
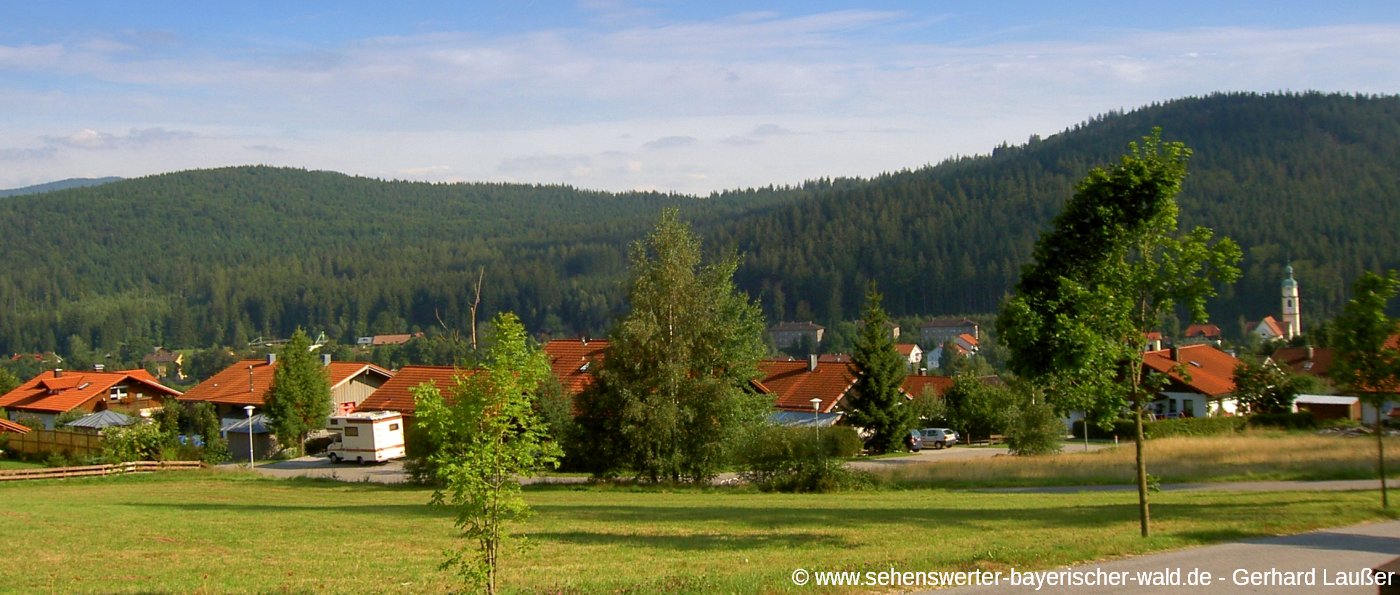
{"left": 527, "top": 530, "right": 853, "bottom": 551}
{"left": 1171, "top": 527, "right": 1400, "bottom": 556}
{"left": 121, "top": 501, "right": 443, "bottom": 519}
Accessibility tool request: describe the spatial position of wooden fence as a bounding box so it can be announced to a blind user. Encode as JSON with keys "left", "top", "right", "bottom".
{"left": 0, "top": 460, "right": 203, "bottom": 482}
{"left": 4, "top": 429, "right": 103, "bottom": 458}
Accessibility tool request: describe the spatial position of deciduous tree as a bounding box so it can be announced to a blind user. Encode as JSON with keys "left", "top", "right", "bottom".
{"left": 264, "top": 328, "right": 331, "bottom": 455}
{"left": 414, "top": 312, "right": 561, "bottom": 593}
{"left": 1331, "top": 270, "right": 1400, "bottom": 509}
{"left": 997, "top": 129, "right": 1241, "bottom": 536}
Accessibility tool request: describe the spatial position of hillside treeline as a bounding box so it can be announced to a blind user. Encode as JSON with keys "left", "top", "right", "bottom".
{"left": 1, "top": 92, "right": 1398, "bottom": 357}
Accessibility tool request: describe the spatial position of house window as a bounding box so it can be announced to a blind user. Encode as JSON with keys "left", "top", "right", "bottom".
{"left": 345, "top": 427, "right": 359, "bottom": 437}
{"left": 389, "top": 423, "right": 399, "bottom": 432}
{"left": 110, "top": 386, "right": 128, "bottom": 401}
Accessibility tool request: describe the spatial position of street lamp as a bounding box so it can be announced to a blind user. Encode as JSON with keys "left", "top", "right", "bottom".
{"left": 809, "top": 398, "right": 822, "bottom": 443}
{"left": 243, "top": 405, "right": 256, "bottom": 467}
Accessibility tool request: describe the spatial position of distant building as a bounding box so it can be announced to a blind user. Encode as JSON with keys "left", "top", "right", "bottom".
{"left": 768, "top": 322, "right": 824, "bottom": 350}
{"left": 919, "top": 318, "right": 978, "bottom": 349}
{"left": 1181, "top": 324, "right": 1222, "bottom": 345}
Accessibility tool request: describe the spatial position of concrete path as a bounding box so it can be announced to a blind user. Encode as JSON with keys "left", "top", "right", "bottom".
{"left": 990, "top": 479, "right": 1400, "bottom": 494}
{"left": 928, "top": 520, "right": 1400, "bottom": 594}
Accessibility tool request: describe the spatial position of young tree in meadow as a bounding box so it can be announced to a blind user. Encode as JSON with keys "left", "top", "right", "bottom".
{"left": 413, "top": 313, "right": 561, "bottom": 593}
{"left": 264, "top": 328, "right": 331, "bottom": 455}
{"left": 844, "top": 286, "right": 913, "bottom": 453}
{"left": 573, "top": 208, "right": 768, "bottom": 482}
{"left": 997, "top": 129, "right": 1241, "bottom": 537}
{"left": 1331, "top": 270, "right": 1400, "bottom": 509}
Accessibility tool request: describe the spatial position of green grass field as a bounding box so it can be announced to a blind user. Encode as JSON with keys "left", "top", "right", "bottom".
{"left": 2, "top": 470, "right": 1394, "bottom": 593}
{"left": 883, "top": 432, "right": 1400, "bottom": 488}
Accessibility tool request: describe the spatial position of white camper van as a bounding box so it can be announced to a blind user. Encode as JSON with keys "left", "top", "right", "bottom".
{"left": 325, "top": 411, "right": 407, "bottom": 464}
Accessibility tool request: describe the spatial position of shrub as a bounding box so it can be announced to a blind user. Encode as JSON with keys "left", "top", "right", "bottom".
{"left": 821, "top": 426, "right": 864, "bottom": 458}
{"left": 1005, "top": 401, "right": 1065, "bottom": 456}
{"left": 1145, "top": 416, "right": 1245, "bottom": 438}
{"left": 1247, "top": 412, "right": 1319, "bottom": 430}
{"left": 739, "top": 426, "right": 871, "bottom": 493}
{"left": 101, "top": 422, "right": 169, "bottom": 462}
{"left": 304, "top": 435, "right": 336, "bottom": 455}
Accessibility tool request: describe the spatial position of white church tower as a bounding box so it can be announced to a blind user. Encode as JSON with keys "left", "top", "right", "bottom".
{"left": 1281, "top": 264, "right": 1301, "bottom": 340}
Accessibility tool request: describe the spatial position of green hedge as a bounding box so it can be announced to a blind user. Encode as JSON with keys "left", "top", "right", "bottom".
{"left": 1247, "top": 412, "right": 1319, "bottom": 430}
{"left": 1074, "top": 416, "right": 1247, "bottom": 441}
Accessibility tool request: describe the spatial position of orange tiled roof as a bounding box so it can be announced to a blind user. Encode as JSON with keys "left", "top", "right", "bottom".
{"left": 543, "top": 339, "right": 609, "bottom": 395}
{"left": 1270, "top": 347, "right": 1334, "bottom": 377}
{"left": 0, "top": 417, "right": 32, "bottom": 433}
{"left": 1142, "top": 344, "right": 1240, "bottom": 398}
{"left": 901, "top": 375, "right": 953, "bottom": 398}
{"left": 371, "top": 333, "right": 421, "bottom": 346}
{"left": 1254, "top": 316, "right": 1284, "bottom": 338}
{"left": 895, "top": 343, "right": 920, "bottom": 357}
{"left": 756, "top": 359, "right": 857, "bottom": 413}
{"left": 356, "top": 365, "right": 468, "bottom": 415}
{"left": 0, "top": 369, "right": 180, "bottom": 414}
{"left": 1184, "top": 323, "right": 1222, "bottom": 339}
{"left": 178, "top": 359, "right": 391, "bottom": 407}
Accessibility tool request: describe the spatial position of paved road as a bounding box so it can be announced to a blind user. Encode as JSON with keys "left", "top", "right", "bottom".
{"left": 928, "top": 520, "right": 1400, "bottom": 594}
{"left": 238, "top": 444, "right": 1104, "bottom": 484}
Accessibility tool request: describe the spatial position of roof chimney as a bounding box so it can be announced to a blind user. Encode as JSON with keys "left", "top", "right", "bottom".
{"left": 808, "top": 354, "right": 818, "bottom": 372}
{"left": 54, "top": 368, "right": 63, "bottom": 378}
{"left": 321, "top": 353, "right": 332, "bottom": 367}
{"left": 266, "top": 353, "right": 277, "bottom": 366}
{"left": 1306, "top": 345, "right": 1315, "bottom": 361}
{"left": 93, "top": 363, "right": 104, "bottom": 372}
{"left": 1169, "top": 346, "right": 1181, "bottom": 362}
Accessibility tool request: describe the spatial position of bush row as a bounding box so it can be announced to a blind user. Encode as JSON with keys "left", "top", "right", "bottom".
{"left": 1073, "top": 412, "right": 1321, "bottom": 441}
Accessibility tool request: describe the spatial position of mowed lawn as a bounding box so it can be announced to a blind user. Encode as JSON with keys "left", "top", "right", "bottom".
{"left": 2, "top": 471, "right": 1395, "bottom": 593}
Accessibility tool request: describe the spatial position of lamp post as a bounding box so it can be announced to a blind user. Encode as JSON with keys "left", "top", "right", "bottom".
{"left": 243, "top": 405, "right": 255, "bottom": 467}
{"left": 810, "top": 397, "right": 822, "bottom": 443}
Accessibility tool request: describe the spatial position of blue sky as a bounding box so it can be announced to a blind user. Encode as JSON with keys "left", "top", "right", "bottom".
{"left": 3, "top": 1, "right": 1398, "bottom": 193}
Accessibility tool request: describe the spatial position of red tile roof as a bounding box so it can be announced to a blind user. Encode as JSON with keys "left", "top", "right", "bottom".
{"left": 1184, "top": 323, "right": 1222, "bottom": 339}
{"left": 0, "top": 369, "right": 180, "bottom": 414}
{"left": 1270, "top": 347, "right": 1334, "bottom": 377}
{"left": 901, "top": 375, "right": 954, "bottom": 398}
{"left": 371, "top": 333, "right": 421, "bottom": 346}
{"left": 0, "top": 417, "right": 32, "bottom": 433}
{"left": 1254, "top": 316, "right": 1284, "bottom": 338}
{"left": 356, "top": 365, "right": 469, "bottom": 415}
{"left": 756, "top": 359, "right": 857, "bottom": 413}
{"left": 1142, "top": 344, "right": 1240, "bottom": 398}
{"left": 895, "top": 343, "right": 920, "bottom": 357}
{"left": 543, "top": 339, "right": 609, "bottom": 395}
{"left": 177, "top": 359, "right": 391, "bottom": 407}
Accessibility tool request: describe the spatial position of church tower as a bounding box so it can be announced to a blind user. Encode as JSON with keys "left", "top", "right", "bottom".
{"left": 1281, "top": 264, "right": 1301, "bottom": 339}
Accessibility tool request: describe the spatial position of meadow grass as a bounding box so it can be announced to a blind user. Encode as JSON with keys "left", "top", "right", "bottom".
{"left": 882, "top": 431, "right": 1400, "bottom": 488}
{"left": 0, "top": 469, "right": 1394, "bottom": 593}
{"left": 0, "top": 459, "right": 42, "bottom": 470}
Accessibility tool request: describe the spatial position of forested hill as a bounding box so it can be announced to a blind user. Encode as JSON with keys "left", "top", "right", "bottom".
{"left": 1, "top": 91, "right": 1397, "bottom": 356}
{"left": 711, "top": 92, "right": 1400, "bottom": 337}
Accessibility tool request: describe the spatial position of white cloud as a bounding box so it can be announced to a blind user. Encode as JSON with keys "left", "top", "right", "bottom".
{"left": 3, "top": 12, "right": 1399, "bottom": 193}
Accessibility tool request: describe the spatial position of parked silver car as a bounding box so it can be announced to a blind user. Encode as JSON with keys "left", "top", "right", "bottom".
{"left": 919, "top": 428, "right": 959, "bottom": 449}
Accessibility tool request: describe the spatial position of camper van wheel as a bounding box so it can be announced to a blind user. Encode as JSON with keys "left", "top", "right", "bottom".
{"left": 327, "top": 453, "right": 340, "bottom": 464}
{"left": 356, "top": 456, "right": 364, "bottom": 465}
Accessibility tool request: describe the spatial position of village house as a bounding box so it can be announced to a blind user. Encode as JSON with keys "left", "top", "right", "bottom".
{"left": 1142, "top": 344, "right": 1241, "bottom": 418}
{"left": 767, "top": 322, "right": 824, "bottom": 350}
{"left": 918, "top": 318, "right": 978, "bottom": 349}
{"left": 354, "top": 365, "right": 466, "bottom": 422}
{"left": 542, "top": 338, "right": 610, "bottom": 396}
{"left": 756, "top": 356, "right": 857, "bottom": 427}
{"left": 895, "top": 343, "right": 923, "bottom": 373}
{"left": 1180, "top": 323, "right": 1223, "bottom": 345}
{"left": 0, "top": 368, "right": 182, "bottom": 430}
{"left": 177, "top": 354, "right": 392, "bottom": 423}
{"left": 142, "top": 348, "right": 185, "bottom": 380}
